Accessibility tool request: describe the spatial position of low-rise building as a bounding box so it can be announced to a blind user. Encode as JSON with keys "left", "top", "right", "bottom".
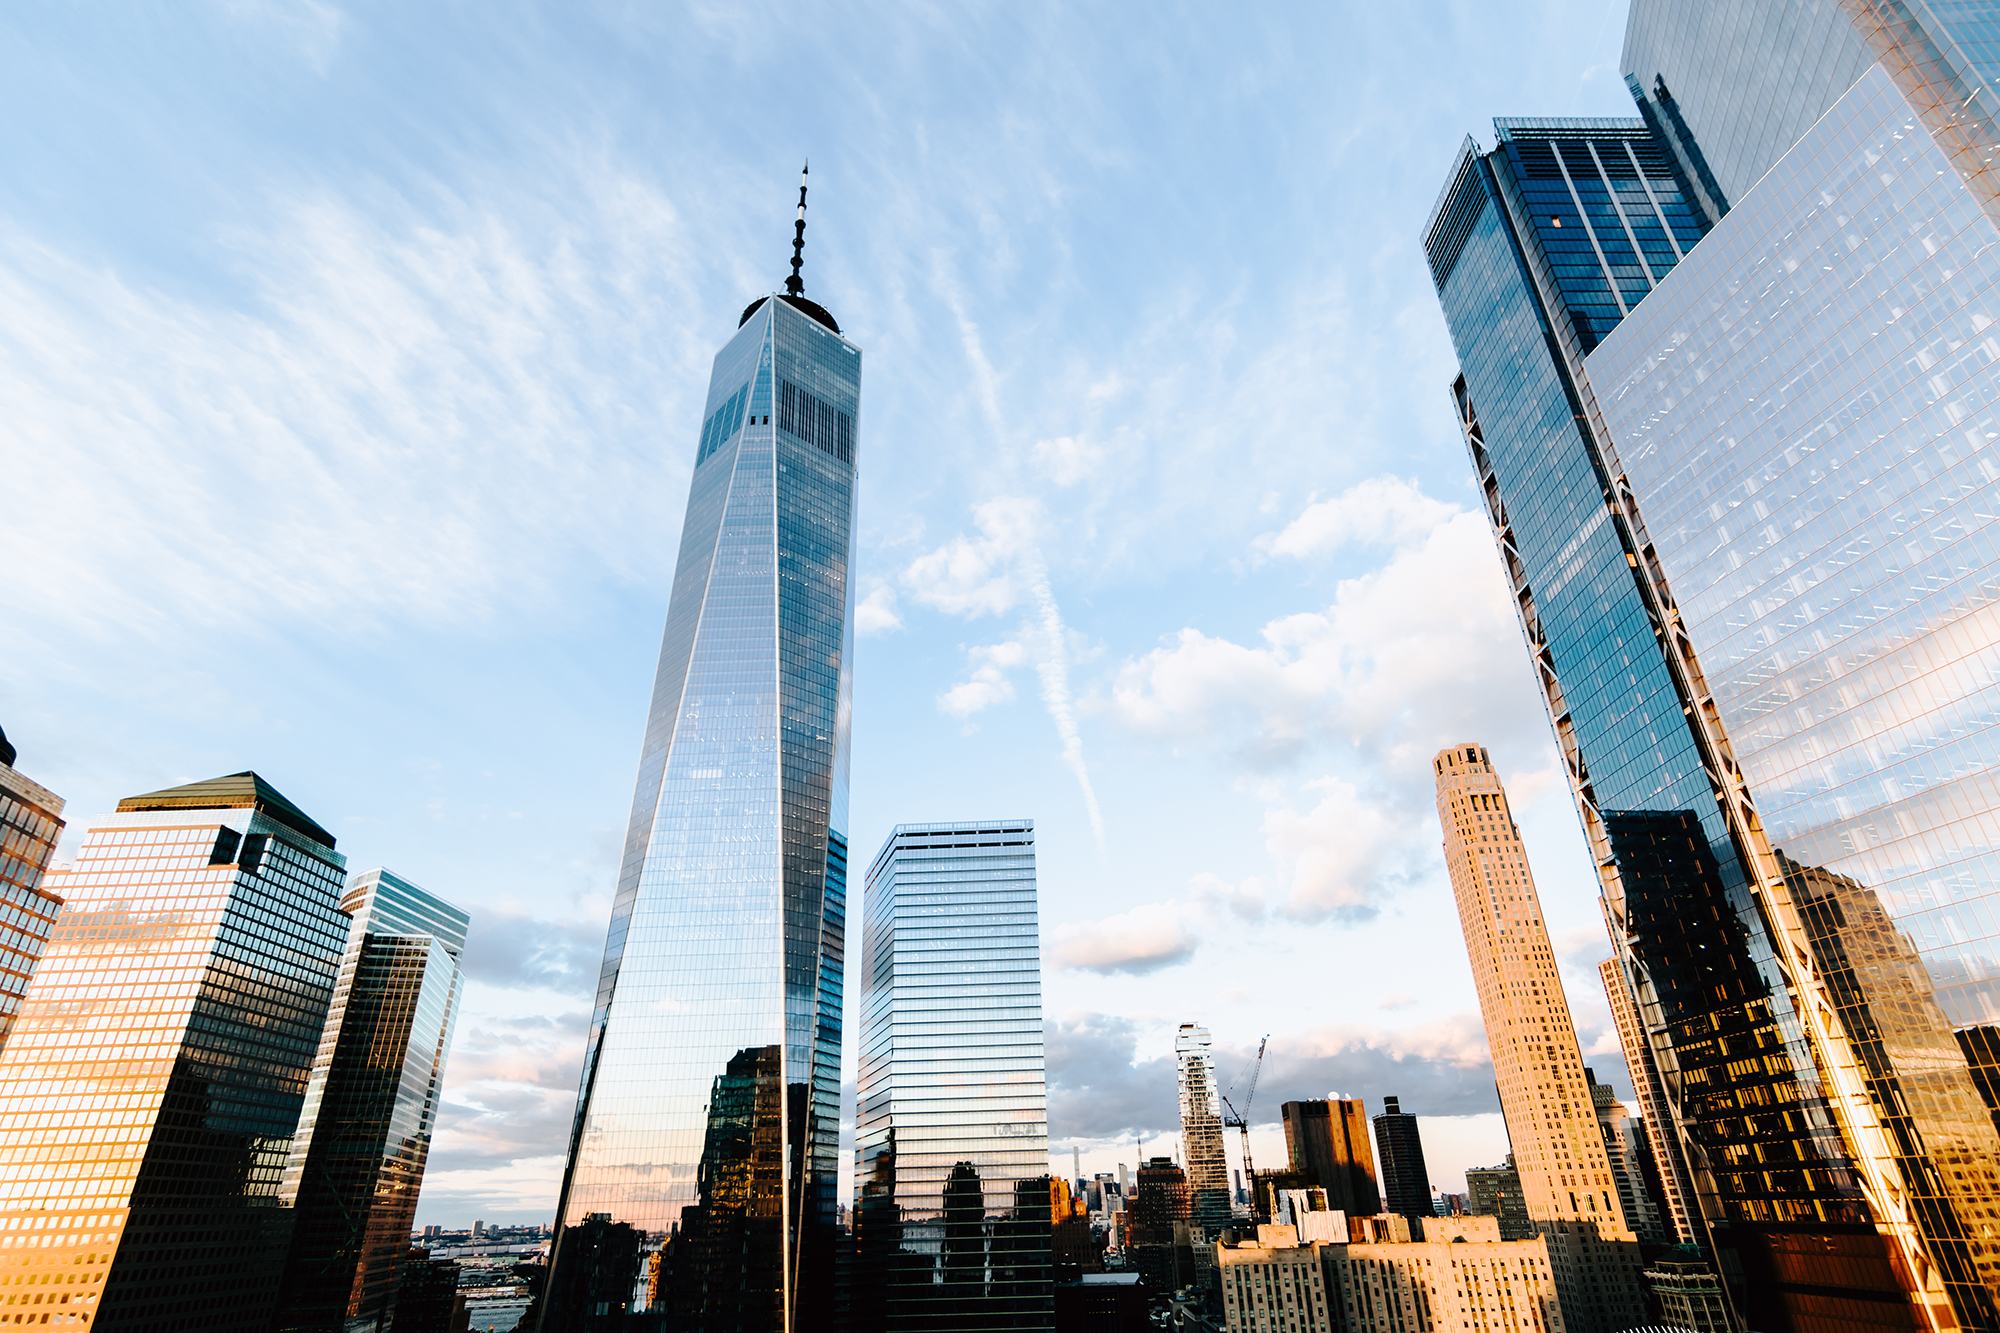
{"left": 1217, "top": 1226, "right": 1335, "bottom": 1332}
{"left": 1219, "top": 1215, "right": 1562, "bottom": 1333}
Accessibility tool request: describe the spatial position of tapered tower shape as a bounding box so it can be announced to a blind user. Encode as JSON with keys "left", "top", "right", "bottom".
{"left": 540, "top": 177, "right": 860, "bottom": 1333}
{"left": 1175, "top": 1024, "right": 1233, "bottom": 1245}
{"left": 1433, "top": 744, "right": 1647, "bottom": 1333}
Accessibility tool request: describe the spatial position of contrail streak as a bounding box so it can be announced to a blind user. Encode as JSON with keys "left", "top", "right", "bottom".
{"left": 1025, "top": 547, "right": 1107, "bottom": 860}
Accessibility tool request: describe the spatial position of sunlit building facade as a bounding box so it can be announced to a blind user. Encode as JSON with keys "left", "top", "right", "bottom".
{"left": 1280, "top": 1099, "right": 1380, "bottom": 1220}
{"left": 853, "top": 820, "right": 1052, "bottom": 1331}
{"left": 275, "top": 868, "right": 469, "bottom": 1333}
{"left": 541, "top": 223, "right": 861, "bottom": 1331}
{"left": 0, "top": 772, "right": 349, "bottom": 1331}
{"left": 1433, "top": 747, "right": 1647, "bottom": 1333}
{"left": 0, "top": 731, "right": 64, "bottom": 1059}
{"left": 1425, "top": 3, "right": 2000, "bottom": 1328}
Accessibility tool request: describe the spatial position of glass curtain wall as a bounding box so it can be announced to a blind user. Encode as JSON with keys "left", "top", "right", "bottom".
{"left": 543, "top": 292, "right": 859, "bottom": 1333}
{"left": 0, "top": 774, "right": 350, "bottom": 1332}
{"left": 275, "top": 868, "right": 469, "bottom": 1333}
{"left": 1587, "top": 64, "right": 2000, "bottom": 1326}
{"left": 853, "top": 821, "right": 1052, "bottom": 1332}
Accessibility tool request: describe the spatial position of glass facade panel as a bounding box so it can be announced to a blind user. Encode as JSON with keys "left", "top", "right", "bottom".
{"left": 0, "top": 759, "right": 65, "bottom": 1059}
{"left": 0, "top": 774, "right": 349, "bottom": 1332}
{"left": 275, "top": 868, "right": 469, "bottom": 1333}
{"left": 1425, "top": 113, "right": 1922, "bottom": 1329}
{"left": 853, "top": 821, "right": 1052, "bottom": 1332}
{"left": 1590, "top": 64, "right": 2000, "bottom": 1322}
{"left": 541, "top": 293, "right": 859, "bottom": 1332}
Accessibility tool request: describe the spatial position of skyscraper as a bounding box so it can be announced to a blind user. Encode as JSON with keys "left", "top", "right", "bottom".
{"left": 1174, "top": 1024, "right": 1233, "bottom": 1244}
{"left": 1425, "top": 3, "right": 2000, "bottom": 1325}
{"left": 1596, "top": 958, "right": 1698, "bottom": 1247}
{"left": 851, "top": 820, "right": 1052, "bottom": 1330}
{"left": 0, "top": 726, "right": 64, "bottom": 1058}
{"left": 1584, "top": 1071, "right": 1665, "bottom": 1246}
{"left": 1278, "top": 1099, "right": 1379, "bottom": 1218}
{"left": 1432, "top": 746, "right": 1646, "bottom": 1333}
{"left": 542, "top": 169, "right": 861, "bottom": 1332}
{"left": 0, "top": 772, "right": 350, "bottom": 1332}
{"left": 1371, "top": 1097, "right": 1431, "bottom": 1223}
{"left": 275, "top": 868, "right": 470, "bottom": 1333}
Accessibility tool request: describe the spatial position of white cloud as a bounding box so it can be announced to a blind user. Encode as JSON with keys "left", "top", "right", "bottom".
{"left": 0, "top": 175, "right": 700, "bottom": 646}
{"left": 899, "top": 496, "right": 1042, "bottom": 617}
{"left": 1053, "top": 900, "right": 1204, "bottom": 975}
{"left": 1263, "top": 776, "right": 1410, "bottom": 920}
{"left": 855, "top": 584, "right": 903, "bottom": 635}
{"left": 1111, "top": 508, "right": 1525, "bottom": 770}
{"left": 1032, "top": 433, "right": 1104, "bottom": 486}
{"left": 938, "top": 640, "right": 1025, "bottom": 717}
{"left": 1256, "top": 475, "right": 1460, "bottom": 560}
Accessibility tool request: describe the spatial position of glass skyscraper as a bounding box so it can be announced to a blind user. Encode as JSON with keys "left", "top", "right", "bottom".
{"left": 275, "top": 868, "right": 469, "bottom": 1333}
{"left": 0, "top": 728, "right": 64, "bottom": 1059}
{"left": 1425, "top": 3, "right": 2000, "bottom": 1328}
{"left": 1371, "top": 1098, "right": 1433, "bottom": 1224}
{"left": 853, "top": 820, "right": 1052, "bottom": 1332}
{"left": 541, "top": 206, "right": 860, "bottom": 1332}
{"left": 0, "top": 772, "right": 350, "bottom": 1332}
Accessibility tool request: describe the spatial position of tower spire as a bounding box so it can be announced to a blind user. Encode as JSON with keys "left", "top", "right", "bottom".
{"left": 786, "top": 160, "right": 808, "bottom": 297}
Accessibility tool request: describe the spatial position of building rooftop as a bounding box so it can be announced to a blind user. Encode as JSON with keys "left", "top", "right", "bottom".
{"left": 118, "top": 771, "right": 335, "bottom": 849}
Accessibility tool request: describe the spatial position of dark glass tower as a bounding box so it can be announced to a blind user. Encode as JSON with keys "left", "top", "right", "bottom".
{"left": 541, "top": 174, "right": 860, "bottom": 1333}
{"left": 1424, "top": 23, "right": 2000, "bottom": 1318}
{"left": 1371, "top": 1098, "right": 1431, "bottom": 1223}
{"left": 275, "top": 868, "right": 469, "bottom": 1333}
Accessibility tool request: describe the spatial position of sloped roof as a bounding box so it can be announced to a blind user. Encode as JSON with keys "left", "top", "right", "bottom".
{"left": 117, "top": 771, "right": 336, "bottom": 849}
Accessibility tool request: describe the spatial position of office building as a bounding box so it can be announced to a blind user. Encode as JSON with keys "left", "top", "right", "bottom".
{"left": 1281, "top": 1099, "right": 1380, "bottom": 1217}
{"left": 0, "top": 728, "right": 64, "bottom": 1058}
{"left": 1465, "top": 1159, "right": 1531, "bottom": 1242}
{"left": 1176, "top": 1023, "right": 1234, "bottom": 1244}
{"left": 852, "top": 821, "right": 1052, "bottom": 1330}
{"left": 1582, "top": 1073, "right": 1664, "bottom": 1246}
{"left": 1216, "top": 1227, "right": 1334, "bottom": 1333}
{"left": 1425, "top": 3, "right": 2000, "bottom": 1325}
{"left": 1371, "top": 1097, "right": 1431, "bottom": 1223}
{"left": 1645, "top": 1254, "right": 1733, "bottom": 1333}
{"left": 1332, "top": 1216, "right": 1562, "bottom": 1333}
{"left": 1126, "top": 1157, "right": 1190, "bottom": 1298}
{"left": 0, "top": 772, "right": 350, "bottom": 1331}
{"left": 541, "top": 172, "right": 861, "bottom": 1331}
{"left": 390, "top": 1248, "right": 463, "bottom": 1333}
{"left": 1433, "top": 748, "right": 1646, "bottom": 1333}
{"left": 275, "top": 869, "right": 470, "bottom": 1333}
{"left": 1596, "top": 959, "right": 1698, "bottom": 1246}
{"left": 1053, "top": 1272, "right": 1147, "bottom": 1332}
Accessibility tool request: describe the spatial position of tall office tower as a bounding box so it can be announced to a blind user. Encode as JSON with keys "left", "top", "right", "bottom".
{"left": 0, "top": 773, "right": 349, "bottom": 1332}
{"left": 1597, "top": 958, "right": 1698, "bottom": 1246}
{"left": 275, "top": 868, "right": 470, "bottom": 1333}
{"left": 1424, "top": 5, "right": 2000, "bottom": 1320}
{"left": 1427, "top": 3, "right": 2000, "bottom": 1328}
{"left": 1584, "top": 1072, "right": 1665, "bottom": 1245}
{"left": 0, "top": 727, "right": 64, "bottom": 1057}
{"left": 1433, "top": 747, "right": 1646, "bottom": 1333}
{"left": 1175, "top": 1023, "right": 1234, "bottom": 1243}
{"left": 1280, "top": 1099, "right": 1380, "bottom": 1217}
{"left": 851, "top": 820, "right": 1052, "bottom": 1330}
{"left": 541, "top": 173, "right": 861, "bottom": 1333}
{"left": 1371, "top": 1097, "right": 1432, "bottom": 1223}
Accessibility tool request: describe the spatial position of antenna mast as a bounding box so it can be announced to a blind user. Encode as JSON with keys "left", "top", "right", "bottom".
{"left": 786, "top": 161, "right": 809, "bottom": 297}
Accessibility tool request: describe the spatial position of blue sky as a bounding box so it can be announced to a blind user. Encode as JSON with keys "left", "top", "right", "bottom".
{"left": 1, "top": 0, "right": 1644, "bottom": 1224}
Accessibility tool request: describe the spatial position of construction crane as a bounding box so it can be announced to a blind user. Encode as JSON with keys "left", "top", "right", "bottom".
{"left": 1220, "top": 1035, "right": 1268, "bottom": 1221}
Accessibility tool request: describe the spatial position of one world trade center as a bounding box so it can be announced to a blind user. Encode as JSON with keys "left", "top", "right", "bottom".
{"left": 539, "top": 169, "right": 859, "bottom": 1332}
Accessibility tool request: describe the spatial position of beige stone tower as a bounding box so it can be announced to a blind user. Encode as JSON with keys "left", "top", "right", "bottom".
{"left": 1433, "top": 743, "right": 1647, "bottom": 1333}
